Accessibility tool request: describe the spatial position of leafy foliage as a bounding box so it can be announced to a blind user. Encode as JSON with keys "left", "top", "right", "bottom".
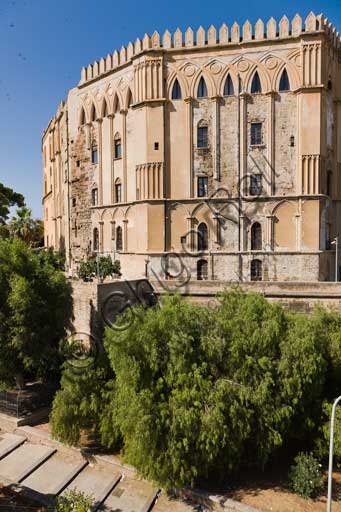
{"left": 0, "top": 182, "right": 24, "bottom": 225}
{"left": 8, "top": 206, "right": 44, "bottom": 247}
{"left": 78, "top": 256, "right": 121, "bottom": 281}
{"left": 0, "top": 239, "right": 71, "bottom": 388}
{"left": 101, "top": 292, "right": 325, "bottom": 489}
{"left": 288, "top": 452, "right": 323, "bottom": 498}
{"left": 54, "top": 489, "right": 94, "bottom": 511}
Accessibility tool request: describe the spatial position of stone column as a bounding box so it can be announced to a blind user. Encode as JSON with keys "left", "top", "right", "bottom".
{"left": 239, "top": 93, "right": 248, "bottom": 196}
{"left": 266, "top": 91, "right": 275, "bottom": 195}
{"left": 99, "top": 220, "right": 104, "bottom": 253}
{"left": 184, "top": 97, "right": 193, "bottom": 197}
{"left": 187, "top": 216, "right": 193, "bottom": 252}
{"left": 97, "top": 118, "right": 103, "bottom": 205}
{"left": 123, "top": 219, "right": 128, "bottom": 252}
{"left": 213, "top": 215, "right": 221, "bottom": 246}
{"left": 211, "top": 96, "right": 221, "bottom": 182}
{"left": 108, "top": 114, "right": 115, "bottom": 203}
{"left": 240, "top": 215, "right": 248, "bottom": 251}
{"left": 266, "top": 215, "right": 274, "bottom": 251}
{"left": 121, "top": 109, "right": 128, "bottom": 202}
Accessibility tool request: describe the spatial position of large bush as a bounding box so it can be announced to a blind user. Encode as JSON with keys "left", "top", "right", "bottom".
{"left": 101, "top": 292, "right": 326, "bottom": 489}
{"left": 0, "top": 239, "right": 71, "bottom": 387}
{"left": 288, "top": 452, "right": 323, "bottom": 498}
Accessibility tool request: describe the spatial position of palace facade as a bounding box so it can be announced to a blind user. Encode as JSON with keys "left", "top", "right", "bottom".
{"left": 42, "top": 12, "right": 341, "bottom": 282}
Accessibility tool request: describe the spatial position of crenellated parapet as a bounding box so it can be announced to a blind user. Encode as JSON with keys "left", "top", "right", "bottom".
{"left": 79, "top": 12, "right": 341, "bottom": 86}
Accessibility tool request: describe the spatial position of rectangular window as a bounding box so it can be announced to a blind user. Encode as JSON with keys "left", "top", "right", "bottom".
{"left": 154, "top": 142, "right": 159, "bottom": 150}
{"left": 91, "top": 147, "right": 98, "bottom": 164}
{"left": 91, "top": 188, "right": 98, "bottom": 206}
{"left": 114, "top": 139, "right": 122, "bottom": 159}
{"left": 115, "top": 183, "right": 122, "bottom": 203}
{"left": 250, "top": 174, "right": 263, "bottom": 196}
{"left": 197, "top": 176, "right": 208, "bottom": 197}
{"left": 251, "top": 123, "right": 262, "bottom": 146}
{"left": 197, "top": 126, "right": 208, "bottom": 148}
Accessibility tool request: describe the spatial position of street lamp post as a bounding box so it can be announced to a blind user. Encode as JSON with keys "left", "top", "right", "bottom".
{"left": 327, "top": 395, "right": 341, "bottom": 512}
{"left": 331, "top": 236, "right": 339, "bottom": 282}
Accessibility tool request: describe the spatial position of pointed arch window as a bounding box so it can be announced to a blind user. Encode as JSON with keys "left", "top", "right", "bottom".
{"left": 116, "top": 226, "right": 123, "bottom": 251}
{"left": 198, "top": 222, "right": 208, "bottom": 251}
{"left": 80, "top": 108, "right": 86, "bottom": 126}
{"left": 172, "top": 79, "right": 182, "bottom": 100}
{"left": 251, "top": 222, "right": 262, "bottom": 250}
{"left": 114, "top": 133, "right": 122, "bottom": 159}
{"left": 224, "top": 74, "right": 234, "bottom": 96}
{"left": 279, "top": 69, "right": 290, "bottom": 92}
{"left": 115, "top": 178, "right": 122, "bottom": 203}
{"left": 102, "top": 100, "right": 108, "bottom": 117}
{"left": 93, "top": 228, "right": 99, "bottom": 252}
{"left": 197, "top": 259, "right": 208, "bottom": 280}
{"left": 197, "top": 77, "right": 208, "bottom": 98}
{"left": 90, "top": 104, "right": 96, "bottom": 122}
{"left": 251, "top": 71, "right": 262, "bottom": 94}
{"left": 250, "top": 259, "right": 262, "bottom": 281}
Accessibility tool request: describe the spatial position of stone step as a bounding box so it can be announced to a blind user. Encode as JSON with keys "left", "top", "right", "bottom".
{"left": 0, "top": 433, "right": 26, "bottom": 460}
{"left": 100, "top": 476, "right": 159, "bottom": 512}
{"left": 152, "top": 494, "right": 199, "bottom": 512}
{"left": 0, "top": 442, "right": 55, "bottom": 483}
{"left": 21, "top": 452, "right": 88, "bottom": 499}
{"left": 62, "top": 465, "right": 121, "bottom": 511}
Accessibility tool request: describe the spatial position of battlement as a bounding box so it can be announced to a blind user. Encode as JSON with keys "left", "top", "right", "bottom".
{"left": 79, "top": 12, "right": 341, "bottom": 86}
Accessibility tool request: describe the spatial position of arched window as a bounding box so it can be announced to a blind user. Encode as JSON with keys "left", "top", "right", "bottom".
{"left": 251, "top": 71, "right": 262, "bottom": 94}
{"left": 279, "top": 69, "right": 290, "bottom": 92}
{"left": 224, "top": 74, "right": 234, "bottom": 96}
{"left": 116, "top": 226, "right": 123, "bottom": 251}
{"left": 90, "top": 104, "right": 96, "bottom": 122}
{"left": 172, "top": 79, "right": 182, "bottom": 100}
{"left": 251, "top": 222, "right": 262, "bottom": 250}
{"left": 91, "top": 187, "right": 98, "bottom": 206}
{"left": 198, "top": 222, "right": 208, "bottom": 251}
{"left": 80, "top": 108, "right": 86, "bottom": 126}
{"left": 114, "top": 133, "right": 122, "bottom": 159}
{"left": 197, "top": 259, "right": 208, "bottom": 280}
{"left": 115, "top": 178, "right": 122, "bottom": 203}
{"left": 93, "top": 228, "right": 99, "bottom": 252}
{"left": 250, "top": 259, "right": 262, "bottom": 281}
{"left": 197, "top": 121, "right": 208, "bottom": 148}
{"left": 197, "top": 77, "right": 208, "bottom": 98}
{"left": 102, "top": 100, "right": 108, "bottom": 117}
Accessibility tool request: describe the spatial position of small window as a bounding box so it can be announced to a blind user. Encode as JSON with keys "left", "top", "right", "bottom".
{"left": 154, "top": 142, "right": 159, "bottom": 150}
{"left": 93, "top": 228, "right": 99, "bottom": 252}
{"left": 197, "top": 77, "right": 208, "bottom": 98}
{"left": 116, "top": 226, "right": 123, "bottom": 251}
{"left": 250, "top": 175, "right": 262, "bottom": 196}
{"left": 197, "top": 259, "right": 208, "bottom": 280}
{"left": 114, "top": 136, "right": 122, "bottom": 159}
{"left": 250, "top": 259, "right": 262, "bottom": 281}
{"left": 327, "top": 171, "right": 332, "bottom": 196}
{"left": 72, "top": 197, "right": 76, "bottom": 207}
{"left": 197, "top": 176, "right": 208, "bottom": 197}
{"left": 251, "top": 222, "right": 262, "bottom": 251}
{"left": 224, "top": 74, "right": 234, "bottom": 96}
{"left": 198, "top": 223, "right": 208, "bottom": 251}
{"left": 115, "top": 181, "right": 122, "bottom": 203}
{"left": 172, "top": 79, "right": 182, "bottom": 100}
{"left": 180, "top": 235, "right": 187, "bottom": 245}
{"left": 91, "top": 188, "right": 98, "bottom": 206}
{"left": 76, "top": 160, "right": 80, "bottom": 167}
{"left": 279, "top": 69, "right": 290, "bottom": 92}
{"left": 290, "top": 135, "right": 295, "bottom": 147}
{"left": 328, "top": 80, "right": 332, "bottom": 91}
{"left": 91, "top": 147, "right": 98, "bottom": 164}
{"left": 197, "top": 125, "right": 208, "bottom": 148}
{"left": 251, "top": 123, "right": 262, "bottom": 146}
{"left": 251, "top": 71, "right": 262, "bottom": 94}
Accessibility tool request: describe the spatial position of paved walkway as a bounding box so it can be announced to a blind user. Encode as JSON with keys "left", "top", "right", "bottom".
{"left": 0, "top": 432, "right": 202, "bottom": 511}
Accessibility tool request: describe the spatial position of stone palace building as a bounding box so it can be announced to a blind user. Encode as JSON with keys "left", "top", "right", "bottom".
{"left": 43, "top": 12, "right": 341, "bottom": 282}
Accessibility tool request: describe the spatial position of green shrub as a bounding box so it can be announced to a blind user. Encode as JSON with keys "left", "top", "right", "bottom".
{"left": 78, "top": 256, "right": 121, "bottom": 281}
{"left": 55, "top": 489, "right": 94, "bottom": 511}
{"left": 288, "top": 452, "right": 323, "bottom": 498}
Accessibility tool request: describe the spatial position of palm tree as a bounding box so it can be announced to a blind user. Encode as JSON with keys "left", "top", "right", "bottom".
{"left": 9, "top": 206, "right": 35, "bottom": 244}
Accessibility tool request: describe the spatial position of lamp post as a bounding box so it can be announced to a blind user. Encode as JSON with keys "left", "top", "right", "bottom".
{"left": 327, "top": 395, "right": 341, "bottom": 512}
{"left": 331, "top": 236, "right": 339, "bottom": 282}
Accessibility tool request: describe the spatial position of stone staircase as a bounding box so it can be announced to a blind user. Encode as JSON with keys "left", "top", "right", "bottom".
{"left": 0, "top": 432, "right": 198, "bottom": 511}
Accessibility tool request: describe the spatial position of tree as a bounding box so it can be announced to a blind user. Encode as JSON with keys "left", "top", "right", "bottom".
{"left": 0, "top": 239, "right": 71, "bottom": 388}
{"left": 102, "top": 292, "right": 326, "bottom": 489}
{"left": 8, "top": 207, "right": 44, "bottom": 247}
{"left": 0, "top": 182, "right": 24, "bottom": 225}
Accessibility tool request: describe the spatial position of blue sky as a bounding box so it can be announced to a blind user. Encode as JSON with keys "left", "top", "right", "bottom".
{"left": 0, "top": 0, "right": 340, "bottom": 218}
